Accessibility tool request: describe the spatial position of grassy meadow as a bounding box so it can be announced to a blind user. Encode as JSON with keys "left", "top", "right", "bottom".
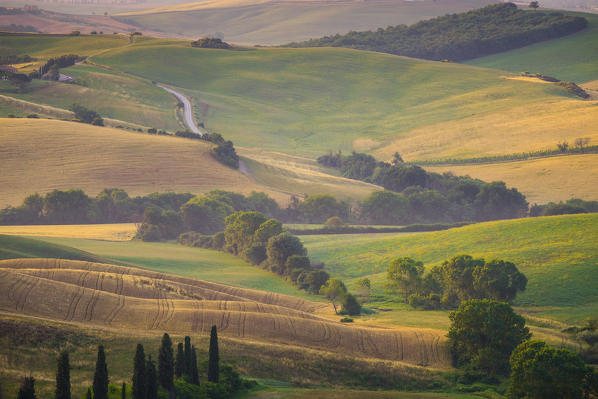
{"left": 302, "top": 213, "right": 598, "bottom": 324}
{"left": 468, "top": 13, "right": 598, "bottom": 84}
{"left": 0, "top": 224, "right": 137, "bottom": 241}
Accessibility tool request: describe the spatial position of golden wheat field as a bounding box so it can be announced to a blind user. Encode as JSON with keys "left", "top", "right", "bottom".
{"left": 0, "top": 118, "right": 286, "bottom": 207}
{"left": 0, "top": 224, "right": 137, "bottom": 241}
{"left": 0, "top": 258, "right": 450, "bottom": 368}
{"left": 424, "top": 154, "right": 598, "bottom": 204}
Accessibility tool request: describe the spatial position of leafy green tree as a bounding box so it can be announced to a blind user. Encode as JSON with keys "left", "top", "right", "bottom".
{"left": 266, "top": 233, "right": 307, "bottom": 273}
{"left": 320, "top": 279, "right": 348, "bottom": 314}
{"left": 448, "top": 299, "right": 530, "bottom": 375}
{"left": 243, "top": 245, "right": 267, "bottom": 265}
{"left": 70, "top": 103, "right": 103, "bottom": 126}
{"left": 373, "top": 164, "right": 428, "bottom": 192}
{"left": 439, "top": 254, "right": 484, "bottom": 306}
{"left": 247, "top": 191, "right": 280, "bottom": 218}
{"left": 146, "top": 357, "right": 157, "bottom": 399}
{"left": 356, "top": 277, "right": 371, "bottom": 300}
{"left": 180, "top": 196, "right": 233, "bottom": 234}
{"left": 190, "top": 345, "right": 199, "bottom": 385}
{"left": 208, "top": 326, "right": 220, "bottom": 383}
{"left": 17, "top": 376, "right": 36, "bottom": 399}
{"left": 297, "top": 194, "right": 349, "bottom": 223}
{"left": 158, "top": 333, "right": 174, "bottom": 392}
{"left": 43, "top": 189, "right": 92, "bottom": 224}
{"left": 340, "top": 152, "right": 377, "bottom": 180}
{"left": 285, "top": 255, "right": 311, "bottom": 270}
{"left": 132, "top": 344, "right": 146, "bottom": 399}
{"left": 175, "top": 342, "right": 185, "bottom": 379}
{"left": 224, "top": 211, "right": 267, "bottom": 255}
{"left": 55, "top": 350, "right": 70, "bottom": 399}
{"left": 474, "top": 182, "right": 528, "bottom": 221}
{"left": 387, "top": 257, "right": 424, "bottom": 302}
{"left": 93, "top": 345, "right": 109, "bottom": 399}
{"left": 342, "top": 293, "right": 361, "bottom": 315}
{"left": 252, "top": 219, "right": 283, "bottom": 245}
{"left": 472, "top": 259, "right": 527, "bottom": 303}
{"left": 95, "top": 188, "right": 134, "bottom": 222}
{"left": 508, "top": 340, "right": 597, "bottom": 399}
{"left": 299, "top": 270, "right": 330, "bottom": 294}
{"left": 359, "top": 191, "right": 408, "bottom": 224}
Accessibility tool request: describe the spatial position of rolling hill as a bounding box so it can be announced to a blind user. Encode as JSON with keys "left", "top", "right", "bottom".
{"left": 302, "top": 213, "right": 598, "bottom": 324}
{"left": 0, "top": 118, "right": 280, "bottom": 207}
{"left": 0, "top": 258, "right": 451, "bottom": 367}
{"left": 114, "top": 0, "right": 498, "bottom": 45}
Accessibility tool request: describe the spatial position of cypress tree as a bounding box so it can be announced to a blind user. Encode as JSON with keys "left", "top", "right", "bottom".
{"left": 85, "top": 388, "right": 91, "bottom": 399}
{"left": 174, "top": 342, "right": 184, "bottom": 379}
{"left": 208, "top": 326, "right": 219, "bottom": 383}
{"left": 190, "top": 345, "right": 199, "bottom": 386}
{"left": 146, "top": 356, "right": 158, "bottom": 399}
{"left": 55, "top": 350, "right": 70, "bottom": 399}
{"left": 92, "top": 345, "right": 108, "bottom": 399}
{"left": 158, "top": 333, "right": 174, "bottom": 392}
{"left": 183, "top": 336, "right": 192, "bottom": 378}
{"left": 121, "top": 382, "right": 126, "bottom": 399}
{"left": 132, "top": 344, "right": 146, "bottom": 399}
{"left": 17, "top": 376, "right": 36, "bottom": 399}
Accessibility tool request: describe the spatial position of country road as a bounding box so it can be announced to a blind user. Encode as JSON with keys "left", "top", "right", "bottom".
{"left": 157, "top": 84, "right": 203, "bottom": 136}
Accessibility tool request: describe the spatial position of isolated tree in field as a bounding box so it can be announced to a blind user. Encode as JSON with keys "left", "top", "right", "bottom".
{"left": 17, "top": 376, "right": 36, "bottom": 399}
{"left": 55, "top": 350, "right": 70, "bottom": 399}
{"left": 121, "top": 382, "right": 126, "bottom": 399}
{"left": 342, "top": 293, "right": 361, "bottom": 315}
{"left": 208, "top": 325, "right": 220, "bottom": 383}
{"left": 529, "top": 1, "right": 539, "bottom": 10}
{"left": 508, "top": 340, "right": 597, "bottom": 399}
{"left": 175, "top": 342, "right": 185, "bottom": 378}
{"left": 93, "top": 345, "right": 108, "bottom": 399}
{"left": 320, "top": 279, "right": 348, "bottom": 314}
{"left": 146, "top": 356, "right": 158, "bottom": 399}
{"left": 387, "top": 257, "right": 424, "bottom": 302}
{"left": 448, "top": 299, "right": 530, "bottom": 375}
{"left": 391, "top": 152, "right": 404, "bottom": 165}
{"left": 184, "top": 336, "right": 192, "bottom": 379}
{"left": 158, "top": 333, "right": 174, "bottom": 392}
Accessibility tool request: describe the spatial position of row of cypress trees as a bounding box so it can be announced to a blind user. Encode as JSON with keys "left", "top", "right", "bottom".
{"left": 14, "top": 326, "right": 220, "bottom": 399}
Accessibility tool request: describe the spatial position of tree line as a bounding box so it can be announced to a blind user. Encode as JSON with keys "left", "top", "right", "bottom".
{"left": 319, "top": 150, "right": 529, "bottom": 223}
{"left": 13, "top": 327, "right": 254, "bottom": 399}
{"left": 173, "top": 131, "right": 239, "bottom": 169}
{"left": 287, "top": 3, "right": 587, "bottom": 62}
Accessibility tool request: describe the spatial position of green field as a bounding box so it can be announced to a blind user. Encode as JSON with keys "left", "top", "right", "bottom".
{"left": 0, "top": 234, "right": 108, "bottom": 263}
{"left": 1, "top": 64, "right": 181, "bottom": 131}
{"left": 467, "top": 13, "right": 598, "bottom": 83}
{"left": 87, "top": 42, "right": 588, "bottom": 158}
{"left": 33, "top": 237, "right": 321, "bottom": 301}
{"left": 302, "top": 213, "right": 598, "bottom": 324}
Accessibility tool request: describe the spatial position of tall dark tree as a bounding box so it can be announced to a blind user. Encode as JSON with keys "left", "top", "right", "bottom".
{"left": 158, "top": 333, "right": 174, "bottom": 392}
{"left": 85, "top": 388, "right": 91, "bottom": 399}
{"left": 190, "top": 345, "right": 200, "bottom": 385}
{"left": 184, "top": 336, "right": 192, "bottom": 379}
{"left": 208, "top": 325, "right": 220, "bottom": 383}
{"left": 132, "top": 344, "right": 146, "bottom": 399}
{"left": 55, "top": 350, "right": 70, "bottom": 399}
{"left": 93, "top": 345, "right": 108, "bottom": 399}
{"left": 121, "top": 382, "right": 126, "bottom": 399}
{"left": 175, "top": 342, "right": 185, "bottom": 379}
{"left": 146, "top": 356, "right": 158, "bottom": 399}
{"left": 17, "top": 376, "right": 36, "bottom": 399}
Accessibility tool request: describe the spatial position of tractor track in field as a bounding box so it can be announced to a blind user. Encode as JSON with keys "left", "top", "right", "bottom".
{"left": 64, "top": 271, "right": 89, "bottom": 322}
{"left": 105, "top": 271, "right": 126, "bottom": 326}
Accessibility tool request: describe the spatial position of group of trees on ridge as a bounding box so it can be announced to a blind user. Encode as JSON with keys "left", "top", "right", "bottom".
{"left": 288, "top": 3, "right": 587, "bottom": 61}
{"left": 387, "top": 254, "right": 527, "bottom": 310}
{"left": 13, "top": 327, "right": 253, "bottom": 399}
{"left": 177, "top": 210, "right": 362, "bottom": 315}
{"left": 319, "top": 150, "right": 529, "bottom": 223}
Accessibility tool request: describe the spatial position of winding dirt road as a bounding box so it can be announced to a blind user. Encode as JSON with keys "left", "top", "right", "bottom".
{"left": 158, "top": 84, "right": 203, "bottom": 136}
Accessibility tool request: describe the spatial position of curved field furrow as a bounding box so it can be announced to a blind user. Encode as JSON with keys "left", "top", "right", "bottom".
{"left": 0, "top": 259, "right": 451, "bottom": 367}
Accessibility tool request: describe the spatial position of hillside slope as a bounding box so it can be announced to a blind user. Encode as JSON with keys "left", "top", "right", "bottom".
{"left": 0, "top": 258, "right": 451, "bottom": 367}
{"left": 114, "top": 0, "right": 497, "bottom": 45}
{"left": 303, "top": 213, "right": 598, "bottom": 323}
{"left": 0, "top": 118, "right": 277, "bottom": 207}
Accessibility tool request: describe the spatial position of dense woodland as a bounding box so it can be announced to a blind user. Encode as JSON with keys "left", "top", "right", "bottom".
{"left": 288, "top": 3, "right": 587, "bottom": 61}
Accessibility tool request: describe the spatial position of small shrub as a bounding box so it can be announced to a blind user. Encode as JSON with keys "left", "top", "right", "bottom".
{"left": 26, "top": 114, "right": 39, "bottom": 118}
{"left": 340, "top": 317, "right": 354, "bottom": 323}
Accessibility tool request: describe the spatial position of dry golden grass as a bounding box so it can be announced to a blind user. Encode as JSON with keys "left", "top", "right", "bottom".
{"left": 374, "top": 96, "right": 598, "bottom": 162}
{"left": 0, "top": 224, "right": 137, "bottom": 241}
{"left": 0, "top": 258, "right": 451, "bottom": 367}
{"left": 0, "top": 118, "right": 286, "bottom": 207}
{"left": 424, "top": 154, "right": 598, "bottom": 204}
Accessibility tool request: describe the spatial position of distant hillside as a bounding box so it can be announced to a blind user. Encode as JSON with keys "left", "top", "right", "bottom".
{"left": 113, "top": 0, "right": 498, "bottom": 45}
{"left": 289, "top": 3, "right": 587, "bottom": 61}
